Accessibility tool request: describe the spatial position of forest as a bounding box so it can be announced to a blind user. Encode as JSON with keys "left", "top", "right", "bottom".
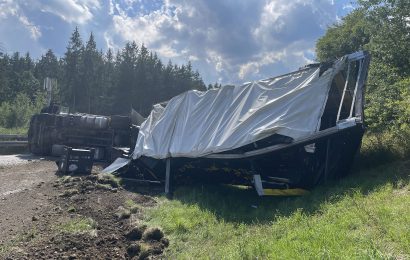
{"left": 0, "top": 28, "right": 207, "bottom": 130}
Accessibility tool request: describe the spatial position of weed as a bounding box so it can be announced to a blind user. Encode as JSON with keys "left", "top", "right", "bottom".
{"left": 138, "top": 243, "right": 151, "bottom": 259}
{"left": 116, "top": 206, "right": 131, "bottom": 220}
{"left": 96, "top": 183, "right": 112, "bottom": 190}
{"left": 124, "top": 199, "right": 140, "bottom": 213}
{"left": 60, "top": 176, "right": 71, "bottom": 184}
{"left": 57, "top": 217, "right": 97, "bottom": 235}
{"left": 0, "top": 229, "right": 37, "bottom": 256}
{"left": 60, "top": 188, "right": 79, "bottom": 197}
{"left": 97, "top": 174, "right": 121, "bottom": 188}
{"left": 360, "top": 129, "right": 410, "bottom": 168}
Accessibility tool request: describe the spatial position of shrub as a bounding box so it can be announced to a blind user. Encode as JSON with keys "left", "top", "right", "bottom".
{"left": 0, "top": 92, "right": 46, "bottom": 128}
{"left": 360, "top": 77, "right": 410, "bottom": 167}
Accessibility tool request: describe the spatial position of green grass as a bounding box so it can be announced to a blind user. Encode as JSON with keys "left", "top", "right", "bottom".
{"left": 143, "top": 160, "right": 410, "bottom": 259}
{"left": 125, "top": 199, "right": 140, "bottom": 213}
{"left": 0, "top": 229, "right": 37, "bottom": 256}
{"left": 361, "top": 130, "right": 410, "bottom": 168}
{"left": 0, "top": 127, "right": 27, "bottom": 135}
{"left": 67, "top": 205, "right": 76, "bottom": 213}
{"left": 57, "top": 217, "right": 97, "bottom": 235}
{"left": 97, "top": 173, "right": 121, "bottom": 188}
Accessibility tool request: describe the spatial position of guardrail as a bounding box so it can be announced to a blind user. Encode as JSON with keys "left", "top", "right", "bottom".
{"left": 0, "top": 134, "right": 28, "bottom": 147}
{"left": 0, "top": 141, "right": 28, "bottom": 147}
{"left": 0, "top": 134, "right": 27, "bottom": 140}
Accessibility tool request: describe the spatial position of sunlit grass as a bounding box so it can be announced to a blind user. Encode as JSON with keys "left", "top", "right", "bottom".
{"left": 143, "top": 160, "right": 410, "bottom": 259}
{"left": 57, "top": 217, "right": 97, "bottom": 235}
{"left": 0, "top": 127, "right": 27, "bottom": 135}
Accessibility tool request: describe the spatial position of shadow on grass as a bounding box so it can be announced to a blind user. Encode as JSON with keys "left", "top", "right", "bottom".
{"left": 169, "top": 159, "right": 410, "bottom": 224}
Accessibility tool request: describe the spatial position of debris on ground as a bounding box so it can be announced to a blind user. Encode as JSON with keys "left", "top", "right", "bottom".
{"left": 0, "top": 160, "right": 168, "bottom": 260}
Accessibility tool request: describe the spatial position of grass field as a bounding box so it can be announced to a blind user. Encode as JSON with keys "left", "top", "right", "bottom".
{"left": 143, "top": 160, "right": 410, "bottom": 259}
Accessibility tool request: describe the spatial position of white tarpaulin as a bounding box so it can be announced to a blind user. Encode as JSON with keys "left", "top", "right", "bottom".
{"left": 132, "top": 60, "right": 344, "bottom": 160}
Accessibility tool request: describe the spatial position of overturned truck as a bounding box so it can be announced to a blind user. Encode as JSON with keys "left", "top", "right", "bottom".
{"left": 28, "top": 106, "right": 144, "bottom": 161}
{"left": 107, "top": 51, "right": 371, "bottom": 195}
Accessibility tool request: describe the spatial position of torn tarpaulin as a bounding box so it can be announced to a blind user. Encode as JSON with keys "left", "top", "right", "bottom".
{"left": 132, "top": 59, "right": 344, "bottom": 159}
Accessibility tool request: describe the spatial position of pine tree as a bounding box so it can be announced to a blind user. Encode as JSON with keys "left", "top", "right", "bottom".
{"left": 83, "top": 32, "right": 103, "bottom": 113}
{"left": 35, "top": 49, "right": 59, "bottom": 80}
{"left": 0, "top": 30, "right": 207, "bottom": 120}
{"left": 0, "top": 54, "right": 11, "bottom": 103}
{"left": 114, "top": 42, "right": 138, "bottom": 114}
{"left": 99, "top": 48, "right": 116, "bottom": 114}
{"left": 62, "top": 27, "right": 84, "bottom": 112}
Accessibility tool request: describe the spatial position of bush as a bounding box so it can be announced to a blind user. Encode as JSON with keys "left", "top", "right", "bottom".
{"left": 360, "top": 76, "right": 410, "bottom": 167}
{"left": 0, "top": 92, "right": 46, "bottom": 129}
{"left": 360, "top": 129, "right": 410, "bottom": 168}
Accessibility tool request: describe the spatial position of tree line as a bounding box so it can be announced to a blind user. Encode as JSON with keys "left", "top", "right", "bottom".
{"left": 316, "top": 0, "right": 410, "bottom": 160}
{"left": 0, "top": 27, "right": 207, "bottom": 129}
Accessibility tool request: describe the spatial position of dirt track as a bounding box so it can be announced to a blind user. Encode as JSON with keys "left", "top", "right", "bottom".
{"left": 0, "top": 155, "right": 57, "bottom": 244}
{"left": 0, "top": 154, "right": 167, "bottom": 259}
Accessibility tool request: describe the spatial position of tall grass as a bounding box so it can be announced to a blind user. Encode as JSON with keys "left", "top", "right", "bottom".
{"left": 143, "top": 159, "right": 410, "bottom": 259}
{"left": 138, "top": 123, "right": 410, "bottom": 259}
{"left": 360, "top": 128, "right": 410, "bottom": 168}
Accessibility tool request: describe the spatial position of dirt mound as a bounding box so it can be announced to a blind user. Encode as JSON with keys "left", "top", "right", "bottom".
{"left": 2, "top": 171, "right": 168, "bottom": 260}
{"left": 126, "top": 226, "right": 145, "bottom": 240}
{"left": 142, "top": 227, "right": 164, "bottom": 242}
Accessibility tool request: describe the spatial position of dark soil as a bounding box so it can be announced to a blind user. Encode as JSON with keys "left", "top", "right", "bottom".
{"left": 0, "top": 158, "right": 167, "bottom": 260}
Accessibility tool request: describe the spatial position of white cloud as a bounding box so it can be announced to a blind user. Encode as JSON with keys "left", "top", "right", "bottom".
{"left": 18, "top": 14, "right": 42, "bottom": 40}
{"left": 156, "top": 44, "right": 179, "bottom": 58}
{"left": 39, "top": 0, "right": 101, "bottom": 24}
{"left": 0, "top": 0, "right": 345, "bottom": 84}
{"left": 0, "top": 0, "right": 41, "bottom": 40}
{"left": 239, "top": 51, "right": 286, "bottom": 79}
{"left": 104, "top": 0, "right": 340, "bottom": 84}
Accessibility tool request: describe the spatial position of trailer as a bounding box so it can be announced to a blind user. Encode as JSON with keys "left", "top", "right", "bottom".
{"left": 105, "top": 52, "right": 371, "bottom": 196}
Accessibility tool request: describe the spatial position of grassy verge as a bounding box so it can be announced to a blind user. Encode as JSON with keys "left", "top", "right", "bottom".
{"left": 143, "top": 160, "right": 410, "bottom": 259}
{"left": 0, "top": 127, "right": 27, "bottom": 135}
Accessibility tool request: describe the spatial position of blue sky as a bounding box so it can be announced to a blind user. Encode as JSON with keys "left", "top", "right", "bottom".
{"left": 0, "top": 0, "right": 356, "bottom": 85}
